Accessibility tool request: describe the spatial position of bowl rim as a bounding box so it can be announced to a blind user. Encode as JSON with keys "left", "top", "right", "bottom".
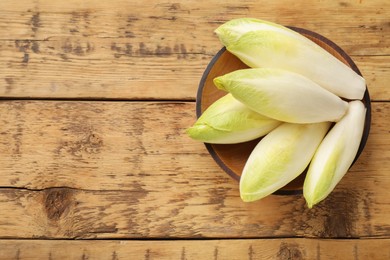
{"left": 196, "top": 26, "right": 371, "bottom": 195}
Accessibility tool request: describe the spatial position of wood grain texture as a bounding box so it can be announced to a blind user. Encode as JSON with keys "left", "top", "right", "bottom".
{"left": 0, "top": 0, "right": 388, "bottom": 54}
{"left": 1, "top": 238, "right": 390, "bottom": 260}
{"left": 0, "top": 101, "right": 389, "bottom": 239}
{"left": 0, "top": 0, "right": 389, "bottom": 99}
{"left": 354, "top": 56, "right": 390, "bottom": 101}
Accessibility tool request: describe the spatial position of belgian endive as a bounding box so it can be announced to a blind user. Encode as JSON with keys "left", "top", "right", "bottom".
{"left": 186, "top": 93, "right": 281, "bottom": 144}
{"left": 240, "top": 122, "right": 331, "bottom": 202}
{"left": 215, "top": 18, "right": 366, "bottom": 100}
{"left": 303, "top": 101, "right": 366, "bottom": 208}
{"left": 215, "top": 18, "right": 314, "bottom": 47}
{"left": 214, "top": 68, "right": 348, "bottom": 124}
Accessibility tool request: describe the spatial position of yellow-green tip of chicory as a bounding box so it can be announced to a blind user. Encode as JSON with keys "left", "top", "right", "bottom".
{"left": 186, "top": 93, "right": 281, "bottom": 144}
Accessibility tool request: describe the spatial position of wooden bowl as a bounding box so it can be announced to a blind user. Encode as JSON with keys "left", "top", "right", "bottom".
{"left": 197, "top": 27, "right": 371, "bottom": 195}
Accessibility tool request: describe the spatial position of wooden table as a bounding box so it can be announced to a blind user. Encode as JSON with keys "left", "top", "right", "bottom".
{"left": 0, "top": 0, "right": 389, "bottom": 259}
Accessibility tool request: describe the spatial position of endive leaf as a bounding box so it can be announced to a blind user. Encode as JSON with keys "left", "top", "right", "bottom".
{"left": 240, "top": 122, "right": 331, "bottom": 202}
{"left": 215, "top": 18, "right": 314, "bottom": 46}
{"left": 303, "top": 101, "right": 366, "bottom": 208}
{"left": 218, "top": 23, "right": 365, "bottom": 100}
{"left": 214, "top": 68, "right": 348, "bottom": 124}
{"left": 186, "top": 93, "right": 281, "bottom": 144}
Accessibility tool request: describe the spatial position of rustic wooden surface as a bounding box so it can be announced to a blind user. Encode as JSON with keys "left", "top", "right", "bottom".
{"left": 1, "top": 239, "right": 390, "bottom": 260}
{"left": 0, "top": 0, "right": 389, "bottom": 259}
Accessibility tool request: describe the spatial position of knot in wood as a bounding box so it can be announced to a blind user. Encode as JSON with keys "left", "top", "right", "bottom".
{"left": 277, "top": 243, "right": 303, "bottom": 260}
{"left": 44, "top": 188, "right": 74, "bottom": 221}
{"left": 88, "top": 133, "right": 103, "bottom": 146}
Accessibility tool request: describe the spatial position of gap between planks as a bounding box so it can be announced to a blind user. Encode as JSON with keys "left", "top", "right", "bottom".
{"left": 0, "top": 97, "right": 196, "bottom": 102}
{"left": 0, "top": 97, "right": 388, "bottom": 102}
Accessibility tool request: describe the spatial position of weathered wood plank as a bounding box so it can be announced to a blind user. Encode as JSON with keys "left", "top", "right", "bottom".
{"left": 0, "top": 38, "right": 209, "bottom": 100}
{"left": 0, "top": 101, "right": 388, "bottom": 190}
{"left": 0, "top": 0, "right": 389, "bottom": 99}
{"left": 0, "top": 238, "right": 389, "bottom": 260}
{"left": 0, "top": 101, "right": 218, "bottom": 190}
{"left": 0, "top": 38, "right": 387, "bottom": 100}
{"left": 0, "top": 0, "right": 388, "bottom": 55}
{"left": 0, "top": 184, "right": 387, "bottom": 239}
{"left": 0, "top": 101, "right": 389, "bottom": 239}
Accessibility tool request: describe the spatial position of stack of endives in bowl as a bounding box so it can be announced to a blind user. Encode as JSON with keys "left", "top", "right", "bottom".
{"left": 187, "top": 18, "right": 367, "bottom": 208}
